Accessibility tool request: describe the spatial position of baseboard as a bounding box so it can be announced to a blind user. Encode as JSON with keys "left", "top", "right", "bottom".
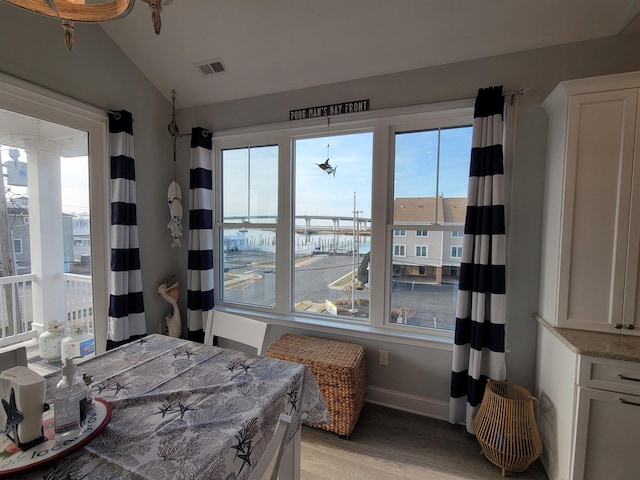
{"left": 366, "top": 385, "right": 449, "bottom": 421}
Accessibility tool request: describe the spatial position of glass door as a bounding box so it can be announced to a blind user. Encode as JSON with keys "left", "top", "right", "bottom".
{"left": 0, "top": 107, "right": 96, "bottom": 353}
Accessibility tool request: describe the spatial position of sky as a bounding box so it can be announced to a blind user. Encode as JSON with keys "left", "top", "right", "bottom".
{"left": 59, "top": 156, "right": 90, "bottom": 213}
{"left": 2, "top": 124, "right": 472, "bottom": 221}
{"left": 1, "top": 147, "right": 90, "bottom": 214}
{"left": 221, "top": 125, "right": 472, "bottom": 223}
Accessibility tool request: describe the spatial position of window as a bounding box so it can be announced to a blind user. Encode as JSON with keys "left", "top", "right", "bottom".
{"left": 12, "top": 238, "right": 22, "bottom": 255}
{"left": 451, "top": 246, "right": 463, "bottom": 258}
{"left": 219, "top": 145, "right": 278, "bottom": 308}
{"left": 1, "top": 74, "right": 109, "bottom": 352}
{"left": 451, "top": 230, "right": 463, "bottom": 238}
{"left": 213, "top": 99, "right": 474, "bottom": 339}
{"left": 293, "top": 133, "right": 373, "bottom": 319}
{"left": 390, "top": 125, "right": 472, "bottom": 330}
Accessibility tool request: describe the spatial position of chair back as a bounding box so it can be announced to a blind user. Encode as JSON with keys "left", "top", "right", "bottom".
{"left": 204, "top": 310, "right": 269, "bottom": 355}
{"left": 248, "top": 413, "right": 292, "bottom": 480}
{"left": 0, "top": 346, "right": 28, "bottom": 372}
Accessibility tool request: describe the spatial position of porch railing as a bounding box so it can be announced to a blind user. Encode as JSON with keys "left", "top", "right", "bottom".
{"left": 63, "top": 273, "right": 94, "bottom": 334}
{"left": 0, "top": 273, "right": 93, "bottom": 347}
{"left": 0, "top": 273, "right": 36, "bottom": 347}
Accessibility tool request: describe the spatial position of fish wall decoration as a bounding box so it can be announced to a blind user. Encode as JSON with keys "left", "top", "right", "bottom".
{"left": 167, "top": 180, "right": 182, "bottom": 247}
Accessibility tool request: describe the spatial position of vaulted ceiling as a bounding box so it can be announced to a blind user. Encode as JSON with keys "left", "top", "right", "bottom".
{"left": 97, "top": 0, "right": 640, "bottom": 109}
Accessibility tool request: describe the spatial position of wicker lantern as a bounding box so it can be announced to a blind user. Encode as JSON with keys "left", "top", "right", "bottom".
{"left": 472, "top": 380, "right": 543, "bottom": 477}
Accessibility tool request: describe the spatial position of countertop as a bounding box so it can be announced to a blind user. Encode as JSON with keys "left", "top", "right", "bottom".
{"left": 537, "top": 316, "right": 640, "bottom": 362}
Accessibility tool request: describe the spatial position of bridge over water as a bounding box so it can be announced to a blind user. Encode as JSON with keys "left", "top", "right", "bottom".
{"left": 225, "top": 215, "right": 371, "bottom": 233}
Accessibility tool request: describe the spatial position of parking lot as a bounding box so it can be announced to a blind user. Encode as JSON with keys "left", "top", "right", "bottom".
{"left": 222, "top": 251, "right": 458, "bottom": 330}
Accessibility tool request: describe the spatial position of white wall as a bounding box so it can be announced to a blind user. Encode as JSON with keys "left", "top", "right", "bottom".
{"left": 0, "top": 3, "right": 178, "bottom": 344}
{"left": 3, "top": 0, "right": 640, "bottom": 417}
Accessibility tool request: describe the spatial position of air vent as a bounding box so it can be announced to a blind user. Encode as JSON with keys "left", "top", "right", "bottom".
{"left": 196, "top": 58, "right": 228, "bottom": 76}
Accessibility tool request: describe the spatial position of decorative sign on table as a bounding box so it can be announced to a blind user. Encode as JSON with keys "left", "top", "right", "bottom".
{"left": 290, "top": 99, "right": 370, "bottom": 121}
{"left": 0, "top": 398, "right": 111, "bottom": 477}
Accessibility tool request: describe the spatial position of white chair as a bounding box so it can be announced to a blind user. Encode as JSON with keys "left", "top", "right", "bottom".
{"left": 249, "top": 413, "right": 292, "bottom": 480}
{"left": 204, "top": 310, "right": 269, "bottom": 355}
{"left": 0, "top": 346, "right": 28, "bottom": 372}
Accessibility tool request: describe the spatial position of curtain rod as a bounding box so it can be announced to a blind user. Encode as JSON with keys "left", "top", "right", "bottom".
{"left": 503, "top": 88, "right": 529, "bottom": 97}
{"left": 178, "top": 129, "right": 212, "bottom": 137}
{"left": 503, "top": 88, "right": 530, "bottom": 106}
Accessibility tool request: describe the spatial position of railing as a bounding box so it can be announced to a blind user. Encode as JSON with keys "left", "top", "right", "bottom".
{"left": 0, "top": 273, "right": 94, "bottom": 347}
{"left": 63, "top": 273, "right": 94, "bottom": 334}
{"left": 0, "top": 273, "right": 36, "bottom": 347}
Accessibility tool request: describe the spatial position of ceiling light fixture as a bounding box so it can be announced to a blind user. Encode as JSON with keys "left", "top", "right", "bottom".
{"left": 0, "top": 0, "right": 172, "bottom": 51}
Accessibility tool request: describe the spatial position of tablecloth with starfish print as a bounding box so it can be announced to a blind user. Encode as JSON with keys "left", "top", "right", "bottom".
{"left": 8, "top": 334, "right": 330, "bottom": 480}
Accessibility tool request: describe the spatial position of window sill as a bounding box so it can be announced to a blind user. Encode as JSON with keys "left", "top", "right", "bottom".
{"left": 217, "top": 306, "right": 454, "bottom": 351}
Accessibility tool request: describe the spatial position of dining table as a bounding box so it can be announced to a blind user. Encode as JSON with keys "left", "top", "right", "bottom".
{"left": 3, "top": 333, "right": 330, "bottom": 479}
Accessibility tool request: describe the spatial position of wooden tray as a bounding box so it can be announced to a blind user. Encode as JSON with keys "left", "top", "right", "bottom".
{"left": 0, "top": 398, "right": 111, "bottom": 477}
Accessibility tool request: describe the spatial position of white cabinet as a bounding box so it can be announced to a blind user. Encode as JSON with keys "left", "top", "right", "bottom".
{"left": 539, "top": 72, "right": 640, "bottom": 335}
{"left": 534, "top": 325, "right": 578, "bottom": 480}
{"left": 535, "top": 324, "right": 640, "bottom": 480}
{"left": 572, "top": 387, "right": 640, "bottom": 480}
{"left": 573, "top": 357, "right": 640, "bottom": 480}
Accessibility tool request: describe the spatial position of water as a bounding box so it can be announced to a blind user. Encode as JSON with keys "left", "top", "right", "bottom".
{"left": 224, "top": 229, "right": 371, "bottom": 255}
{"left": 294, "top": 231, "right": 370, "bottom": 254}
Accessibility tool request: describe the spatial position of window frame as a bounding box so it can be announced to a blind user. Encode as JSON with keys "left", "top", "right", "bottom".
{"left": 12, "top": 238, "right": 22, "bottom": 255}
{"left": 393, "top": 244, "right": 406, "bottom": 257}
{"left": 0, "top": 73, "right": 110, "bottom": 354}
{"left": 415, "top": 245, "right": 428, "bottom": 257}
{"left": 212, "top": 99, "right": 474, "bottom": 347}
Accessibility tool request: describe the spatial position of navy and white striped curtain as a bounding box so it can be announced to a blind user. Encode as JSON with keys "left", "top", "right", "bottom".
{"left": 450, "top": 86, "right": 507, "bottom": 434}
{"left": 187, "top": 127, "right": 214, "bottom": 341}
{"left": 107, "top": 110, "right": 146, "bottom": 350}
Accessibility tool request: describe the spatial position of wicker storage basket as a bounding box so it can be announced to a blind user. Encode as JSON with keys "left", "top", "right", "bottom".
{"left": 266, "top": 334, "right": 367, "bottom": 438}
{"left": 472, "top": 380, "right": 543, "bottom": 477}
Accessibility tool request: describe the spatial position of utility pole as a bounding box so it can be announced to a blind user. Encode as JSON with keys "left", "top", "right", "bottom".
{"left": 355, "top": 209, "right": 362, "bottom": 284}
{"left": 349, "top": 192, "right": 357, "bottom": 313}
{"left": 0, "top": 152, "right": 18, "bottom": 334}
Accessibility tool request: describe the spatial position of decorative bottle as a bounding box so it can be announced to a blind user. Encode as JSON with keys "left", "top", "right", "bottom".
{"left": 39, "top": 321, "right": 64, "bottom": 362}
{"left": 61, "top": 322, "right": 95, "bottom": 361}
{"left": 54, "top": 358, "right": 88, "bottom": 440}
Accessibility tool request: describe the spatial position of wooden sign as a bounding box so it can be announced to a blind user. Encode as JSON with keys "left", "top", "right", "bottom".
{"left": 290, "top": 99, "right": 370, "bottom": 121}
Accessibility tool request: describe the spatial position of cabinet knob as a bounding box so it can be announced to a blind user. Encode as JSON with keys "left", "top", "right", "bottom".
{"left": 627, "top": 324, "right": 635, "bottom": 330}
{"left": 614, "top": 323, "right": 623, "bottom": 329}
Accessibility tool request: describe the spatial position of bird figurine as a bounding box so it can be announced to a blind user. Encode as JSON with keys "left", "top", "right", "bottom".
{"left": 158, "top": 276, "right": 181, "bottom": 338}
{"left": 316, "top": 159, "right": 337, "bottom": 177}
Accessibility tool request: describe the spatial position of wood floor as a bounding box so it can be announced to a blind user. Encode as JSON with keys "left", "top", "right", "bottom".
{"left": 300, "top": 403, "right": 549, "bottom": 480}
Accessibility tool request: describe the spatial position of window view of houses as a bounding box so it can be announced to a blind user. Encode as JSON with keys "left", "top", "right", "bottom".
{"left": 219, "top": 125, "right": 472, "bottom": 331}
{"left": 390, "top": 197, "right": 466, "bottom": 329}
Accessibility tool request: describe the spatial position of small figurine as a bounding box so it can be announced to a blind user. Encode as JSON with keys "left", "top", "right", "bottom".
{"left": 82, "top": 373, "right": 95, "bottom": 410}
{"left": 158, "top": 276, "right": 181, "bottom": 338}
{"left": 316, "top": 159, "right": 337, "bottom": 177}
{"left": 316, "top": 143, "right": 337, "bottom": 176}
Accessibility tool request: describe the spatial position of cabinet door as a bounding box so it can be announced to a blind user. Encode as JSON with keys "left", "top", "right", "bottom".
{"left": 623, "top": 101, "right": 640, "bottom": 331}
{"left": 573, "top": 387, "right": 640, "bottom": 480}
{"left": 559, "top": 89, "right": 638, "bottom": 333}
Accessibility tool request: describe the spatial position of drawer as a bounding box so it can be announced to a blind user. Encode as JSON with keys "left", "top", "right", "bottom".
{"left": 579, "top": 356, "right": 640, "bottom": 395}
